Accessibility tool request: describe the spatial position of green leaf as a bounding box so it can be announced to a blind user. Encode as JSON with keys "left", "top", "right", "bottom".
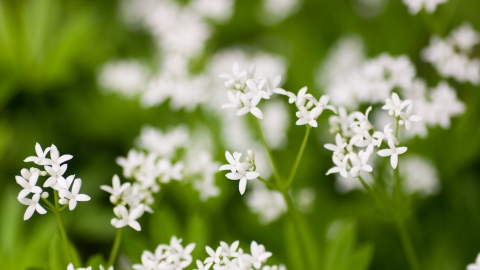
{"left": 324, "top": 219, "right": 374, "bottom": 270}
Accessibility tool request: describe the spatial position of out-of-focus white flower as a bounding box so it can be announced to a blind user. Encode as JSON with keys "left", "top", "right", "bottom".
{"left": 261, "top": 100, "right": 290, "bottom": 149}
{"left": 467, "top": 253, "right": 480, "bottom": 270}
{"left": 18, "top": 193, "right": 46, "bottom": 220}
{"left": 259, "top": 0, "right": 302, "bottom": 25}
{"left": 377, "top": 139, "right": 408, "bottom": 169}
{"left": 246, "top": 184, "right": 286, "bottom": 224}
{"left": 402, "top": 0, "right": 447, "bottom": 15}
{"left": 133, "top": 236, "right": 195, "bottom": 270}
{"left": 427, "top": 82, "right": 465, "bottom": 128}
{"left": 399, "top": 105, "right": 423, "bottom": 130}
{"left": 67, "top": 263, "right": 93, "bottom": 270}
{"left": 381, "top": 92, "right": 412, "bottom": 117}
{"left": 294, "top": 187, "right": 315, "bottom": 213}
{"left": 401, "top": 155, "right": 440, "bottom": 196}
{"left": 326, "top": 155, "right": 349, "bottom": 178}
{"left": 98, "top": 60, "right": 148, "bottom": 97}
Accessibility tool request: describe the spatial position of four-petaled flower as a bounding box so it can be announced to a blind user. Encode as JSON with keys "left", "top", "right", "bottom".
{"left": 377, "top": 139, "right": 408, "bottom": 169}
{"left": 59, "top": 178, "right": 91, "bottom": 210}
{"left": 18, "top": 193, "right": 47, "bottom": 220}
{"left": 112, "top": 204, "right": 144, "bottom": 231}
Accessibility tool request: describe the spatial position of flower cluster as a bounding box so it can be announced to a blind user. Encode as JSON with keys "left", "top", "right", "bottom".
{"left": 132, "top": 236, "right": 195, "bottom": 270}
{"left": 422, "top": 22, "right": 480, "bottom": 85}
{"left": 402, "top": 0, "right": 447, "bottom": 15}
{"left": 67, "top": 263, "right": 112, "bottom": 270}
{"left": 17, "top": 143, "right": 90, "bottom": 220}
{"left": 196, "top": 240, "right": 285, "bottom": 270}
{"left": 219, "top": 150, "right": 260, "bottom": 195}
{"left": 318, "top": 37, "right": 465, "bottom": 138}
{"left": 220, "top": 62, "right": 336, "bottom": 127}
{"left": 325, "top": 92, "right": 422, "bottom": 185}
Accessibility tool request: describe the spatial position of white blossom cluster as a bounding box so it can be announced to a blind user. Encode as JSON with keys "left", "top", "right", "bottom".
{"left": 98, "top": 0, "right": 234, "bottom": 110}
{"left": 16, "top": 143, "right": 90, "bottom": 220}
{"left": 245, "top": 183, "right": 287, "bottom": 224}
{"left": 220, "top": 62, "right": 336, "bottom": 127}
{"left": 402, "top": 0, "right": 447, "bottom": 15}
{"left": 325, "top": 92, "right": 421, "bottom": 182}
{"left": 317, "top": 36, "right": 465, "bottom": 138}
{"left": 219, "top": 150, "right": 260, "bottom": 195}
{"left": 67, "top": 263, "right": 112, "bottom": 270}
{"left": 468, "top": 253, "right": 480, "bottom": 270}
{"left": 422, "top": 22, "right": 480, "bottom": 85}
{"left": 116, "top": 125, "right": 220, "bottom": 202}
{"left": 133, "top": 236, "right": 195, "bottom": 270}
{"left": 196, "top": 240, "right": 285, "bottom": 270}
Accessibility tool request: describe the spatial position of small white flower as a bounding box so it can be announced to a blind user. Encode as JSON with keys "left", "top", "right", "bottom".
{"left": 24, "top": 143, "right": 51, "bottom": 165}
{"left": 49, "top": 144, "right": 73, "bottom": 165}
{"left": 220, "top": 240, "right": 240, "bottom": 257}
{"left": 244, "top": 241, "right": 272, "bottom": 269}
{"left": 116, "top": 149, "right": 145, "bottom": 178}
{"left": 349, "top": 151, "right": 373, "bottom": 177}
{"left": 195, "top": 260, "right": 211, "bottom": 270}
{"left": 296, "top": 106, "right": 319, "bottom": 127}
{"left": 16, "top": 171, "right": 42, "bottom": 198}
{"left": 400, "top": 104, "right": 423, "bottom": 130}
{"left": 99, "top": 265, "right": 113, "bottom": 270}
{"left": 372, "top": 123, "right": 398, "bottom": 145}
{"left": 237, "top": 93, "right": 263, "bottom": 119}
{"left": 67, "top": 263, "right": 92, "bottom": 270}
{"left": 377, "top": 139, "right": 408, "bottom": 169}
{"left": 18, "top": 193, "right": 47, "bottom": 220}
{"left": 313, "top": 95, "right": 338, "bottom": 115}
{"left": 324, "top": 133, "right": 347, "bottom": 155}
{"left": 101, "top": 174, "right": 131, "bottom": 204}
{"left": 204, "top": 246, "right": 222, "bottom": 266}
{"left": 44, "top": 164, "right": 68, "bottom": 188}
{"left": 226, "top": 165, "right": 260, "bottom": 195}
{"left": 219, "top": 151, "right": 243, "bottom": 172}
{"left": 246, "top": 79, "right": 270, "bottom": 100}
{"left": 381, "top": 92, "right": 412, "bottom": 117}
{"left": 113, "top": 204, "right": 144, "bottom": 231}
{"left": 273, "top": 88, "right": 296, "bottom": 103}
{"left": 221, "top": 91, "right": 242, "bottom": 109}
{"left": 326, "top": 155, "right": 349, "bottom": 178}
{"left": 219, "top": 62, "right": 247, "bottom": 90}
{"left": 467, "top": 253, "right": 480, "bottom": 270}
{"left": 59, "top": 179, "right": 91, "bottom": 211}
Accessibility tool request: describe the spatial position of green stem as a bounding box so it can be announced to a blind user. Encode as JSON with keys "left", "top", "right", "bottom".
{"left": 258, "top": 176, "right": 277, "bottom": 190}
{"left": 396, "top": 221, "right": 421, "bottom": 270}
{"left": 286, "top": 126, "right": 311, "bottom": 188}
{"left": 108, "top": 228, "right": 123, "bottom": 267}
{"left": 282, "top": 191, "right": 315, "bottom": 270}
{"left": 53, "top": 190, "right": 72, "bottom": 263}
{"left": 358, "top": 176, "right": 375, "bottom": 197}
{"left": 253, "top": 116, "right": 283, "bottom": 187}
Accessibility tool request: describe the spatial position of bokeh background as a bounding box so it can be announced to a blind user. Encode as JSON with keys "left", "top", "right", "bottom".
{"left": 1, "top": 0, "right": 480, "bottom": 269}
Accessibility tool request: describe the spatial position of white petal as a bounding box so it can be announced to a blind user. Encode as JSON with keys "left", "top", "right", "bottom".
{"left": 226, "top": 172, "right": 242, "bottom": 180}
{"left": 69, "top": 199, "right": 77, "bottom": 211}
{"left": 75, "top": 194, "right": 90, "bottom": 202}
{"left": 296, "top": 119, "right": 308, "bottom": 126}
{"left": 245, "top": 171, "right": 260, "bottom": 179}
{"left": 326, "top": 167, "right": 341, "bottom": 175}
{"left": 24, "top": 205, "right": 36, "bottom": 220}
{"left": 377, "top": 149, "right": 394, "bottom": 157}
{"left": 396, "top": 147, "right": 408, "bottom": 155}
{"left": 239, "top": 178, "right": 247, "bottom": 195}
{"left": 250, "top": 107, "right": 263, "bottom": 119}
{"left": 236, "top": 107, "right": 249, "bottom": 116}
{"left": 390, "top": 153, "right": 398, "bottom": 169}
{"left": 129, "top": 221, "right": 141, "bottom": 231}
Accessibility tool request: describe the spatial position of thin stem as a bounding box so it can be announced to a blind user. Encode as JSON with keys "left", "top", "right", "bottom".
{"left": 358, "top": 176, "right": 375, "bottom": 197}
{"left": 286, "top": 126, "right": 311, "bottom": 188}
{"left": 258, "top": 176, "right": 277, "bottom": 190}
{"left": 108, "top": 228, "right": 123, "bottom": 267}
{"left": 396, "top": 221, "right": 421, "bottom": 270}
{"left": 282, "top": 191, "right": 315, "bottom": 270}
{"left": 53, "top": 190, "right": 72, "bottom": 263}
{"left": 253, "top": 116, "right": 283, "bottom": 187}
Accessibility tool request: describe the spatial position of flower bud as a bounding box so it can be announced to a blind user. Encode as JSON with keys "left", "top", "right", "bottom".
{"left": 41, "top": 192, "right": 49, "bottom": 198}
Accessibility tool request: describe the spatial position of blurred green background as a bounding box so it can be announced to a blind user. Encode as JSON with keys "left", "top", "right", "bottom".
{"left": 0, "top": 0, "right": 480, "bottom": 269}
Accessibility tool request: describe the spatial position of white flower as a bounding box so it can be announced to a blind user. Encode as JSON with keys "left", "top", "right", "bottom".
{"left": 18, "top": 193, "right": 46, "bottom": 220}
{"left": 273, "top": 88, "right": 296, "bottom": 103}
{"left": 467, "top": 253, "right": 480, "bottom": 270}
{"left": 219, "top": 62, "right": 246, "bottom": 90}
{"left": 49, "top": 144, "right": 73, "bottom": 165}
{"left": 372, "top": 123, "right": 398, "bottom": 145}
{"left": 246, "top": 79, "right": 270, "bottom": 100}
{"left": 324, "top": 133, "right": 347, "bottom": 155}
{"left": 204, "top": 246, "right": 222, "bottom": 267}
{"left": 101, "top": 174, "right": 131, "bottom": 204}
{"left": 349, "top": 151, "right": 373, "bottom": 177}
{"left": 112, "top": 204, "right": 144, "bottom": 231}
{"left": 16, "top": 171, "right": 42, "bottom": 198}
{"left": 220, "top": 241, "right": 240, "bottom": 257}
{"left": 313, "top": 95, "right": 337, "bottom": 115}
{"left": 326, "top": 155, "right": 349, "bottom": 178}
{"left": 67, "top": 263, "right": 93, "bottom": 270}
{"left": 226, "top": 165, "right": 260, "bottom": 195}
{"left": 116, "top": 149, "right": 145, "bottom": 178}
{"left": 402, "top": 0, "right": 447, "bottom": 15}
{"left": 221, "top": 90, "right": 242, "bottom": 109}
{"left": 44, "top": 164, "right": 68, "bottom": 188}
{"left": 219, "top": 151, "right": 243, "bottom": 172}
{"left": 381, "top": 92, "right": 412, "bottom": 117}
{"left": 377, "top": 139, "right": 408, "bottom": 169}
{"left": 243, "top": 241, "right": 272, "bottom": 269}
{"left": 399, "top": 104, "right": 423, "bottom": 130}
{"left": 195, "top": 260, "right": 211, "bottom": 270}
{"left": 99, "top": 265, "right": 113, "bottom": 270}
{"left": 24, "top": 143, "right": 51, "bottom": 165}
{"left": 237, "top": 93, "right": 263, "bottom": 119}
{"left": 295, "top": 106, "right": 319, "bottom": 127}
{"left": 59, "top": 179, "right": 91, "bottom": 211}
